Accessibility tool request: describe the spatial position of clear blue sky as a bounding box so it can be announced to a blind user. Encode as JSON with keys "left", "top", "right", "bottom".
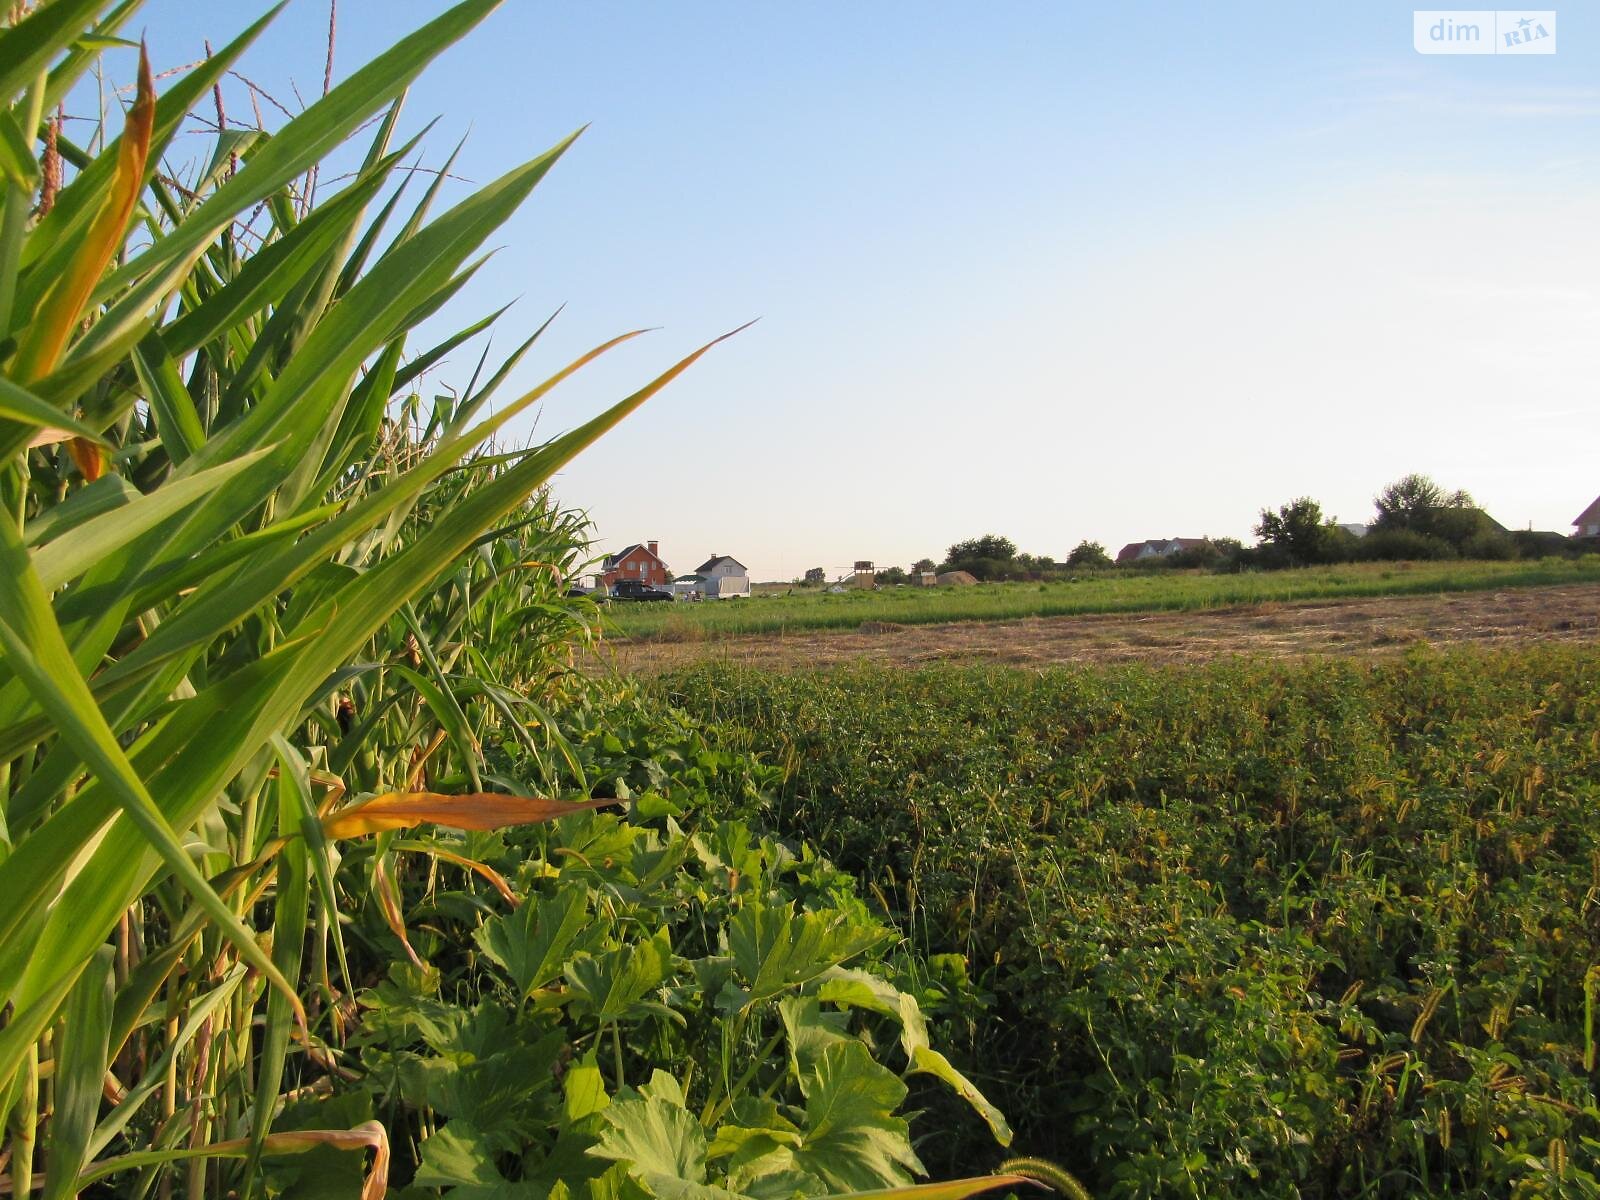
{"left": 126, "top": 2, "right": 1600, "bottom": 578}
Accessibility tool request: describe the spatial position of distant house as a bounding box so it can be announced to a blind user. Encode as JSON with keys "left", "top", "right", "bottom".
{"left": 935, "top": 570, "right": 979, "bottom": 586}
{"left": 914, "top": 571, "right": 939, "bottom": 587}
{"left": 691, "top": 554, "right": 750, "bottom": 599}
{"left": 1115, "top": 538, "right": 1209, "bottom": 565}
{"left": 601, "top": 540, "right": 670, "bottom": 588}
{"left": 1337, "top": 523, "right": 1369, "bottom": 539}
{"left": 1575, "top": 495, "right": 1600, "bottom": 539}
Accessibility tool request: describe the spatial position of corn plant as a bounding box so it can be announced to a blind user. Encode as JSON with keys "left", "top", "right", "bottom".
{"left": 0, "top": 4, "right": 1054, "bottom": 1198}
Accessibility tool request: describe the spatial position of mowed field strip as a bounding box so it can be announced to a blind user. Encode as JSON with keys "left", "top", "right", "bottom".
{"left": 598, "top": 580, "right": 1600, "bottom": 673}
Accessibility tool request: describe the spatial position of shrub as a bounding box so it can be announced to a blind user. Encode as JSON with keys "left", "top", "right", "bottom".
{"left": 1066, "top": 540, "right": 1112, "bottom": 569}
{"left": 1356, "top": 528, "right": 1459, "bottom": 561}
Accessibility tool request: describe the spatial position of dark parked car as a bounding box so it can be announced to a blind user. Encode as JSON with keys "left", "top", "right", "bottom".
{"left": 610, "top": 580, "right": 673, "bottom": 602}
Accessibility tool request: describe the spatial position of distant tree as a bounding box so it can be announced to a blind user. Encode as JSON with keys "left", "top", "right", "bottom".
{"left": 1014, "top": 553, "right": 1054, "bottom": 578}
{"left": 1373, "top": 474, "right": 1473, "bottom": 532}
{"left": 946, "top": 535, "right": 1017, "bottom": 565}
{"left": 1369, "top": 474, "right": 1506, "bottom": 556}
{"left": 1066, "top": 540, "right": 1112, "bottom": 568}
{"left": 911, "top": 558, "right": 936, "bottom": 574}
{"left": 1210, "top": 536, "right": 1250, "bottom": 571}
{"left": 876, "top": 566, "right": 908, "bottom": 585}
{"left": 803, "top": 566, "right": 826, "bottom": 585}
{"left": 1255, "top": 497, "right": 1337, "bottom": 566}
{"left": 943, "top": 535, "right": 1019, "bottom": 581}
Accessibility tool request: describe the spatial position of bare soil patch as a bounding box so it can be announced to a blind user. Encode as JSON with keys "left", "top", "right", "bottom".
{"left": 593, "top": 582, "right": 1600, "bottom": 675}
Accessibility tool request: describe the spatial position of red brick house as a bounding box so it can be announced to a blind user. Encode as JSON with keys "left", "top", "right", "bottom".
{"left": 1574, "top": 495, "right": 1600, "bottom": 539}
{"left": 601, "top": 541, "right": 670, "bottom": 588}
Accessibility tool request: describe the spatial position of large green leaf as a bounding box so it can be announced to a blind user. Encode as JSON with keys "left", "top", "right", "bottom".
{"left": 728, "top": 901, "right": 887, "bottom": 1011}
{"left": 565, "top": 929, "right": 674, "bottom": 1024}
{"left": 592, "top": 1075, "right": 738, "bottom": 1200}
{"left": 475, "top": 881, "right": 597, "bottom": 996}
{"left": 791, "top": 1043, "right": 923, "bottom": 1192}
{"left": 41, "top": 945, "right": 114, "bottom": 1200}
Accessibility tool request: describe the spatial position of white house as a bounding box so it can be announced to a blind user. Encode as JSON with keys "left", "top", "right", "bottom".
{"left": 1115, "top": 538, "right": 1209, "bottom": 564}
{"left": 674, "top": 555, "right": 751, "bottom": 599}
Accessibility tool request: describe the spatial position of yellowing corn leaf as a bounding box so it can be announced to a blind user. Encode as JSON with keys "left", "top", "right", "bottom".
{"left": 12, "top": 45, "right": 155, "bottom": 382}
{"left": 78, "top": 1120, "right": 388, "bottom": 1200}
{"left": 321, "top": 791, "right": 617, "bottom": 839}
{"left": 822, "top": 1175, "right": 1041, "bottom": 1200}
{"left": 255, "top": 1123, "right": 390, "bottom": 1200}
{"left": 396, "top": 840, "right": 517, "bottom": 905}
{"left": 66, "top": 437, "right": 106, "bottom": 482}
{"left": 372, "top": 853, "right": 421, "bottom": 967}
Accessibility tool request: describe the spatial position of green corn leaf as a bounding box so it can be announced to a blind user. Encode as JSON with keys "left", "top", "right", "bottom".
{"left": 398, "top": 604, "right": 482, "bottom": 787}
{"left": 89, "top": 965, "right": 248, "bottom": 1160}
{"left": 391, "top": 301, "right": 515, "bottom": 397}
{"left": 0, "top": 0, "right": 119, "bottom": 109}
{"left": 0, "top": 517, "right": 305, "bottom": 1091}
{"left": 0, "top": 108, "right": 41, "bottom": 191}
{"left": 95, "top": 0, "right": 505, "bottom": 303}
{"left": 243, "top": 738, "right": 314, "bottom": 1190}
{"left": 31, "top": 448, "right": 270, "bottom": 590}
{"left": 41, "top": 945, "right": 114, "bottom": 1200}
{"left": 128, "top": 331, "right": 206, "bottom": 462}
{"left": 0, "top": 373, "right": 107, "bottom": 444}
{"left": 39, "top": 0, "right": 144, "bottom": 115}
{"left": 22, "top": 474, "right": 137, "bottom": 548}
{"left": 159, "top": 142, "right": 409, "bottom": 357}
{"left": 15, "top": 4, "right": 275, "bottom": 323}
{"left": 0, "top": 325, "right": 740, "bottom": 1057}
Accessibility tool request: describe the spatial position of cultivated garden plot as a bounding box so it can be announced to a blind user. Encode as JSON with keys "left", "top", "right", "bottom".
{"left": 666, "top": 648, "right": 1600, "bottom": 1196}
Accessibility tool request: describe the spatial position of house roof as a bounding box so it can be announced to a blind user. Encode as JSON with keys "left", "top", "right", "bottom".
{"left": 694, "top": 555, "right": 747, "bottom": 574}
{"left": 1574, "top": 495, "right": 1600, "bottom": 528}
{"left": 1116, "top": 538, "right": 1207, "bottom": 563}
{"left": 1466, "top": 508, "right": 1508, "bottom": 534}
{"left": 603, "top": 542, "right": 667, "bottom": 568}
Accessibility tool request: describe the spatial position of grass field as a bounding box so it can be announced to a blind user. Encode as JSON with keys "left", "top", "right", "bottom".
{"left": 665, "top": 647, "right": 1600, "bottom": 1196}
{"left": 604, "top": 582, "right": 1600, "bottom": 675}
{"left": 603, "top": 557, "right": 1600, "bottom": 640}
